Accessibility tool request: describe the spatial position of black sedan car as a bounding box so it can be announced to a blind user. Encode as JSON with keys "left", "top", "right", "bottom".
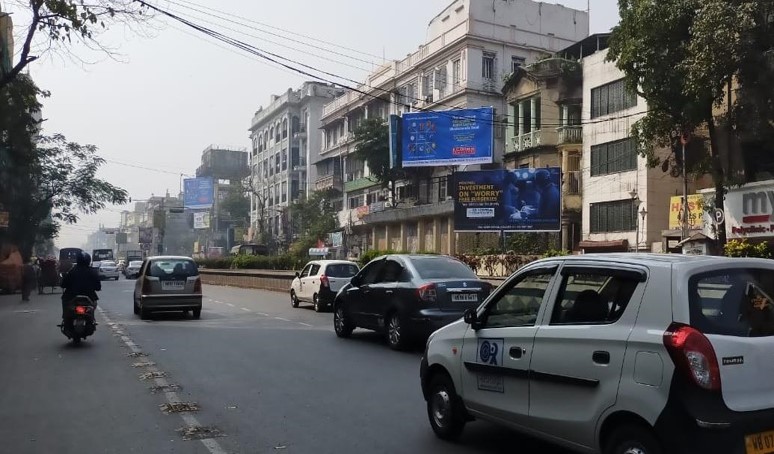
{"left": 333, "top": 254, "right": 492, "bottom": 350}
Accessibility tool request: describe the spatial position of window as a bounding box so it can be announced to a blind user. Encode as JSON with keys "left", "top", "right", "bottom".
{"left": 325, "top": 263, "right": 359, "bottom": 278}
{"left": 358, "top": 260, "right": 384, "bottom": 286}
{"left": 590, "top": 200, "right": 637, "bottom": 233}
{"left": 590, "top": 138, "right": 638, "bottom": 176}
{"left": 591, "top": 78, "right": 637, "bottom": 118}
{"left": 275, "top": 152, "right": 280, "bottom": 174}
{"left": 263, "top": 158, "right": 268, "bottom": 178}
{"left": 275, "top": 123, "right": 281, "bottom": 142}
{"left": 550, "top": 269, "right": 640, "bottom": 325}
{"left": 149, "top": 259, "right": 198, "bottom": 278}
{"left": 483, "top": 271, "right": 555, "bottom": 328}
{"left": 348, "top": 194, "right": 365, "bottom": 209}
{"left": 411, "top": 256, "right": 476, "bottom": 280}
{"left": 268, "top": 186, "right": 274, "bottom": 206}
{"left": 434, "top": 67, "right": 447, "bottom": 94}
{"left": 482, "top": 52, "right": 496, "bottom": 79}
{"left": 281, "top": 149, "right": 288, "bottom": 171}
{"left": 282, "top": 118, "right": 288, "bottom": 139}
{"left": 452, "top": 59, "right": 461, "bottom": 86}
{"left": 422, "top": 73, "right": 433, "bottom": 99}
{"left": 281, "top": 181, "right": 287, "bottom": 203}
{"left": 511, "top": 55, "right": 526, "bottom": 73}
{"left": 437, "top": 176, "right": 449, "bottom": 200}
{"left": 689, "top": 269, "right": 774, "bottom": 337}
{"left": 291, "top": 116, "right": 300, "bottom": 134}
{"left": 299, "top": 263, "right": 312, "bottom": 276}
{"left": 309, "top": 264, "right": 321, "bottom": 276}
{"left": 379, "top": 259, "right": 407, "bottom": 283}
{"left": 269, "top": 127, "right": 275, "bottom": 144}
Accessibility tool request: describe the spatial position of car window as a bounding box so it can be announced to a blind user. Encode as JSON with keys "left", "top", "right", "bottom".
{"left": 550, "top": 270, "right": 640, "bottom": 325}
{"left": 129, "top": 261, "right": 143, "bottom": 267}
{"left": 690, "top": 269, "right": 774, "bottom": 337}
{"left": 359, "top": 260, "right": 385, "bottom": 286}
{"left": 101, "top": 261, "right": 116, "bottom": 267}
{"left": 378, "top": 259, "right": 406, "bottom": 283}
{"left": 483, "top": 271, "right": 555, "bottom": 328}
{"left": 309, "top": 264, "right": 321, "bottom": 276}
{"left": 325, "top": 263, "right": 359, "bottom": 278}
{"left": 148, "top": 259, "right": 198, "bottom": 278}
{"left": 411, "top": 256, "right": 477, "bottom": 280}
{"left": 299, "top": 264, "right": 312, "bottom": 277}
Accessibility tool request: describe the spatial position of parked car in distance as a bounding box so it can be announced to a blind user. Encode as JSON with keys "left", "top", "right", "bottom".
{"left": 124, "top": 260, "right": 143, "bottom": 279}
{"left": 97, "top": 260, "right": 120, "bottom": 280}
{"left": 420, "top": 254, "right": 774, "bottom": 454}
{"left": 133, "top": 256, "right": 202, "bottom": 320}
{"left": 333, "top": 254, "right": 492, "bottom": 350}
{"left": 290, "top": 260, "right": 360, "bottom": 312}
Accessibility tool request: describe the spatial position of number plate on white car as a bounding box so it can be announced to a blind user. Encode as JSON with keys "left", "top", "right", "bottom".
{"left": 451, "top": 294, "right": 477, "bottom": 303}
{"left": 162, "top": 281, "right": 185, "bottom": 291}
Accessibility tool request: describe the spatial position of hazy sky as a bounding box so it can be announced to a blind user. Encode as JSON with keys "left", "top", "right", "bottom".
{"left": 7, "top": 0, "right": 619, "bottom": 248}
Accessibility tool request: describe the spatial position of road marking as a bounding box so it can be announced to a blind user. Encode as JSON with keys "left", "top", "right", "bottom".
{"left": 274, "top": 317, "right": 289, "bottom": 322}
{"left": 257, "top": 312, "right": 269, "bottom": 317}
{"left": 96, "top": 307, "right": 227, "bottom": 454}
{"left": 226, "top": 303, "right": 235, "bottom": 308}
{"left": 299, "top": 322, "right": 312, "bottom": 327}
{"left": 240, "top": 307, "right": 250, "bottom": 312}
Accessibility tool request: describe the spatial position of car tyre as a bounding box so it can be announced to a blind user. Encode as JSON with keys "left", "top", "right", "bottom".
{"left": 427, "top": 373, "right": 466, "bottom": 440}
{"left": 133, "top": 299, "right": 140, "bottom": 315}
{"left": 334, "top": 303, "right": 354, "bottom": 338}
{"left": 604, "top": 423, "right": 663, "bottom": 454}
{"left": 386, "top": 311, "right": 409, "bottom": 351}
{"left": 313, "top": 293, "right": 323, "bottom": 312}
{"left": 192, "top": 308, "right": 201, "bottom": 319}
{"left": 290, "top": 290, "right": 299, "bottom": 308}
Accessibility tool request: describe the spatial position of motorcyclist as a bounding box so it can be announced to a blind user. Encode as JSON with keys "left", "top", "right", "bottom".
{"left": 60, "top": 252, "right": 101, "bottom": 326}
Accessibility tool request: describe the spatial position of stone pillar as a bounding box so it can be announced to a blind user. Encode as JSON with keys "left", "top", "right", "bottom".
{"left": 417, "top": 221, "right": 426, "bottom": 252}
{"left": 517, "top": 102, "right": 524, "bottom": 136}
{"left": 530, "top": 97, "right": 537, "bottom": 131}
{"left": 371, "top": 225, "right": 377, "bottom": 250}
{"left": 384, "top": 224, "right": 391, "bottom": 251}
{"left": 399, "top": 222, "right": 407, "bottom": 252}
{"left": 433, "top": 218, "right": 442, "bottom": 253}
{"left": 448, "top": 217, "right": 456, "bottom": 255}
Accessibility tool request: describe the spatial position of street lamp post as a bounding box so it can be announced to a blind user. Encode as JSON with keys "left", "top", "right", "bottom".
{"left": 630, "top": 190, "right": 641, "bottom": 253}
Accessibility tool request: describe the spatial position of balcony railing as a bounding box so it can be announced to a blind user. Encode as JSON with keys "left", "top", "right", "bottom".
{"left": 557, "top": 125, "right": 582, "bottom": 145}
{"left": 315, "top": 174, "right": 342, "bottom": 192}
{"left": 511, "top": 131, "right": 542, "bottom": 152}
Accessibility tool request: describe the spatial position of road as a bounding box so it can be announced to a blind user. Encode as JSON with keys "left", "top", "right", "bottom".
{"left": 0, "top": 278, "right": 569, "bottom": 454}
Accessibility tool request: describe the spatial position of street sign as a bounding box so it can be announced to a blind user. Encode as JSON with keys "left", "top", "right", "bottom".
{"left": 713, "top": 208, "right": 725, "bottom": 225}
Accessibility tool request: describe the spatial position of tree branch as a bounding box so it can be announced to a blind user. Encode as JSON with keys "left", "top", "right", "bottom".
{"left": 0, "top": 0, "right": 42, "bottom": 89}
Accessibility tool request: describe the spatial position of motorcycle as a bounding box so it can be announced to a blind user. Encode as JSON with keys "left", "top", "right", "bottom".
{"left": 59, "top": 295, "right": 97, "bottom": 344}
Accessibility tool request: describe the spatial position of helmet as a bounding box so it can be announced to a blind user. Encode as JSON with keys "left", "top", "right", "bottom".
{"left": 76, "top": 252, "right": 91, "bottom": 267}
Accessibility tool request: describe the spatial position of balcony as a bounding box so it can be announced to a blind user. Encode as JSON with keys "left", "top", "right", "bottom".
{"left": 344, "top": 176, "right": 379, "bottom": 193}
{"left": 557, "top": 125, "right": 582, "bottom": 145}
{"left": 293, "top": 125, "right": 307, "bottom": 140}
{"left": 511, "top": 131, "right": 542, "bottom": 153}
{"left": 316, "top": 174, "right": 342, "bottom": 192}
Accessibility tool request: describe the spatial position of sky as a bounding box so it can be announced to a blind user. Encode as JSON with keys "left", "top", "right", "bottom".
{"left": 5, "top": 0, "right": 620, "bottom": 248}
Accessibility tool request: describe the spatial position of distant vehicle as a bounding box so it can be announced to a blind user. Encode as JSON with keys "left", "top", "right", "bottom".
{"left": 133, "top": 256, "right": 202, "bottom": 320}
{"left": 290, "top": 260, "right": 360, "bottom": 312}
{"left": 126, "top": 250, "right": 143, "bottom": 262}
{"left": 333, "top": 254, "right": 492, "bottom": 350}
{"left": 98, "top": 260, "right": 120, "bottom": 280}
{"left": 58, "top": 248, "right": 83, "bottom": 274}
{"left": 92, "top": 249, "right": 114, "bottom": 267}
{"left": 124, "top": 260, "right": 143, "bottom": 279}
{"left": 230, "top": 243, "right": 269, "bottom": 256}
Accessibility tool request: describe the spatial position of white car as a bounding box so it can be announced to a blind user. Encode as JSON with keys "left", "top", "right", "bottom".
{"left": 124, "top": 260, "right": 143, "bottom": 279}
{"left": 98, "top": 260, "right": 120, "bottom": 280}
{"left": 290, "top": 260, "right": 360, "bottom": 312}
{"left": 421, "top": 254, "right": 774, "bottom": 454}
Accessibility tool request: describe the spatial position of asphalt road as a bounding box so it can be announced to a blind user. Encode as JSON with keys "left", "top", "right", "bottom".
{"left": 0, "top": 278, "right": 569, "bottom": 454}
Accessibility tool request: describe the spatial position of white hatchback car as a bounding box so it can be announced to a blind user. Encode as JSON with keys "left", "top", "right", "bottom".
{"left": 290, "top": 260, "right": 360, "bottom": 312}
{"left": 420, "top": 254, "right": 774, "bottom": 454}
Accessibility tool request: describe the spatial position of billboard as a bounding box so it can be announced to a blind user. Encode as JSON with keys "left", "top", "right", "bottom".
{"left": 184, "top": 177, "right": 214, "bottom": 209}
{"left": 401, "top": 107, "right": 494, "bottom": 167}
{"left": 724, "top": 182, "right": 774, "bottom": 239}
{"left": 454, "top": 168, "right": 562, "bottom": 232}
{"left": 668, "top": 194, "right": 705, "bottom": 230}
{"left": 193, "top": 211, "right": 210, "bottom": 230}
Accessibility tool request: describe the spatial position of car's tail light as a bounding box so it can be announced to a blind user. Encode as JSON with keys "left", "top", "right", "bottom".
{"left": 193, "top": 278, "right": 202, "bottom": 294}
{"left": 417, "top": 283, "right": 437, "bottom": 303}
{"left": 663, "top": 323, "right": 721, "bottom": 391}
{"left": 142, "top": 278, "right": 151, "bottom": 294}
{"left": 75, "top": 306, "right": 87, "bottom": 315}
{"left": 319, "top": 274, "right": 329, "bottom": 288}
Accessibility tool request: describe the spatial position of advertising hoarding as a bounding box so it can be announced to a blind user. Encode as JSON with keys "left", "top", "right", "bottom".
{"left": 453, "top": 168, "right": 562, "bottom": 232}
{"left": 668, "top": 194, "right": 705, "bottom": 230}
{"left": 401, "top": 107, "right": 494, "bottom": 168}
{"left": 724, "top": 182, "right": 774, "bottom": 239}
{"left": 193, "top": 211, "right": 210, "bottom": 230}
{"left": 184, "top": 177, "right": 214, "bottom": 209}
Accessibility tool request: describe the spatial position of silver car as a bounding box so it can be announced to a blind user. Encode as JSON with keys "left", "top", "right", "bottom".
{"left": 124, "top": 260, "right": 143, "bottom": 279}
{"left": 133, "top": 256, "right": 202, "bottom": 320}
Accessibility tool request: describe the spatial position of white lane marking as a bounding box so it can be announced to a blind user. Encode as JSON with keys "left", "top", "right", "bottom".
{"left": 96, "top": 307, "right": 227, "bottom": 454}
{"left": 274, "top": 317, "right": 289, "bottom": 322}
{"left": 240, "top": 308, "right": 250, "bottom": 312}
{"left": 299, "top": 322, "right": 312, "bottom": 327}
{"left": 257, "top": 312, "right": 269, "bottom": 317}
{"left": 226, "top": 303, "right": 235, "bottom": 308}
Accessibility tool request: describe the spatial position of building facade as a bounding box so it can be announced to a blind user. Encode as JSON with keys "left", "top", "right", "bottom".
{"left": 248, "top": 82, "right": 345, "bottom": 244}
{"left": 320, "top": 0, "right": 589, "bottom": 258}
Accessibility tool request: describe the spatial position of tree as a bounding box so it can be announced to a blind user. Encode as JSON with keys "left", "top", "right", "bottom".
{"left": 220, "top": 185, "right": 250, "bottom": 226}
{"left": 607, "top": 0, "right": 769, "bottom": 247}
{"left": 352, "top": 117, "right": 394, "bottom": 194}
{"left": 243, "top": 172, "right": 270, "bottom": 244}
{"left": 1, "top": 0, "right": 150, "bottom": 88}
{"left": 288, "top": 190, "right": 337, "bottom": 257}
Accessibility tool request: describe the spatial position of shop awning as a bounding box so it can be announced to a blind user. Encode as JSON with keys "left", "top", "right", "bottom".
{"left": 579, "top": 239, "right": 629, "bottom": 251}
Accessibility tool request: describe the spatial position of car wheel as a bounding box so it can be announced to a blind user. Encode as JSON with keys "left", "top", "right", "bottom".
{"left": 427, "top": 373, "right": 466, "bottom": 440}
{"left": 290, "top": 290, "right": 299, "bottom": 308}
{"left": 334, "top": 304, "right": 354, "bottom": 338}
{"left": 387, "top": 312, "right": 409, "bottom": 350}
{"left": 313, "top": 293, "right": 323, "bottom": 312}
{"left": 192, "top": 308, "right": 201, "bottom": 319}
{"left": 604, "top": 423, "right": 663, "bottom": 454}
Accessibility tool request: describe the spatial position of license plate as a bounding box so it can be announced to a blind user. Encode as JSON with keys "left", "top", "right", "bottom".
{"left": 162, "top": 281, "right": 185, "bottom": 290}
{"left": 746, "top": 430, "right": 774, "bottom": 454}
{"left": 451, "top": 293, "right": 478, "bottom": 303}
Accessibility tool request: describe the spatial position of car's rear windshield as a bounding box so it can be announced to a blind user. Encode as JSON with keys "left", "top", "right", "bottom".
{"left": 411, "top": 256, "right": 477, "bottom": 280}
{"left": 101, "top": 261, "right": 116, "bottom": 267}
{"left": 326, "top": 263, "right": 359, "bottom": 278}
{"left": 690, "top": 268, "right": 774, "bottom": 337}
{"left": 149, "top": 259, "right": 198, "bottom": 278}
{"left": 129, "top": 261, "right": 143, "bottom": 267}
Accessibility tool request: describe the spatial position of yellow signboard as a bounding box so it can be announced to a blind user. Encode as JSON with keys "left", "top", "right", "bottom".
{"left": 669, "top": 194, "right": 704, "bottom": 230}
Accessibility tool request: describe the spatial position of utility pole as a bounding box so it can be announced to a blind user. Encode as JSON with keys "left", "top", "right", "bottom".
{"left": 681, "top": 134, "right": 690, "bottom": 242}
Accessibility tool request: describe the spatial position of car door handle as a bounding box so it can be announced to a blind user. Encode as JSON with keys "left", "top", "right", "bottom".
{"left": 509, "top": 347, "right": 526, "bottom": 359}
{"left": 593, "top": 351, "right": 610, "bottom": 365}
{"left": 386, "top": 290, "right": 394, "bottom": 294}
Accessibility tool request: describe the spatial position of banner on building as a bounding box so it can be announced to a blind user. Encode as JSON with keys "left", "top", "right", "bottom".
{"left": 184, "top": 177, "right": 214, "bottom": 209}
{"left": 138, "top": 227, "right": 153, "bottom": 244}
{"left": 401, "top": 107, "right": 494, "bottom": 168}
{"left": 453, "top": 168, "right": 562, "bottom": 232}
{"left": 193, "top": 211, "right": 211, "bottom": 230}
{"left": 328, "top": 232, "right": 343, "bottom": 248}
{"left": 668, "top": 194, "right": 705, "bottom": 230}
{"left": 724, "top": 182, "right": 774, "bottom": 239}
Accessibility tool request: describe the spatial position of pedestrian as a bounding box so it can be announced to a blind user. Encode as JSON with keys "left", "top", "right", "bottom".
{"left": 21, "top": 259, "right": 37, "bottom": 302}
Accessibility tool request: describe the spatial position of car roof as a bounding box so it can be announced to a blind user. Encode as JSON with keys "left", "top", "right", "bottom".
{"left": 307, "top": 260, "right": 358, "bottom": 266}
{"left": 148, "top": 256, "right": 194, "bottom": 261}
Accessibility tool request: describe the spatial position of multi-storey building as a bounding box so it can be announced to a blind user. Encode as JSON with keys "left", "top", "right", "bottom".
{"left": 319, "top": 0, "right": 589, "bottom": 257}
{"left": 248, "top": 82, "right": 345, "bottom": 243}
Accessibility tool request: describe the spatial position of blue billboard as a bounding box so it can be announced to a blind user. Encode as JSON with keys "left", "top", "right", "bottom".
{"left": 454, "top": 168, "right": 562, "bottom": 232}
{"left": 401, "top": 107, "right": 494, "bottom": 167}
{"left": 184, "top": 177, "right": 214, "bottom": 210}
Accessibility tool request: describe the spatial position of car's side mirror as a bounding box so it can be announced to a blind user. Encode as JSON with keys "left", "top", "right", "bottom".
{"left": 464, "top": 308, "right": 482, "bottom": 330}
{"left": 294, "top": 272, "right": 300, "bottom": 279}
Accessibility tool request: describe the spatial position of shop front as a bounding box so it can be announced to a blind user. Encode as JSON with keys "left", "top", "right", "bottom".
{"left": 724, "top": 179, "right": 774, "bottom": 246}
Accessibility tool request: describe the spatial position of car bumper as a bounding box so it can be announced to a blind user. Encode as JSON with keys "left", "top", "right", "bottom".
{"left": 140, "top": 294, "right": 202, "bottom": 310}
{"left": 99, "top": 272, "right": 119, "bottom": 279}
{"left": 407, "top": 309, "right": 465, "bottom": 339}
{"left": 317, "top": 287, "right": 337, "bottom": 304}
